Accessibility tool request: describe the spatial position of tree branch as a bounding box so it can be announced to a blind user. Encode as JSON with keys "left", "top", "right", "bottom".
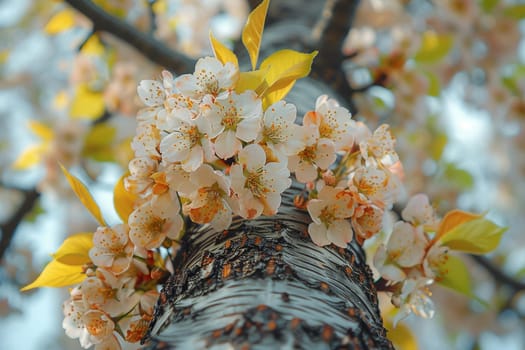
{"left": 310, "top": 0, "right": 361, "bottom": 111}
{"left": 470, "top": 255, "right": 525, "bottom": 291}
{"left": 0, "top": 188, "right": 40, "bottom": 261}
{"left": 312, "top": 0, "right": 360, "bottom": 68}
{"left": 64, "top": 0, "right": 195, "bottom": 74}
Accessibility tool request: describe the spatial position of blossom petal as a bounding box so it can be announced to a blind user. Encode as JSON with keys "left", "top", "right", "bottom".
{"left": 308, "top": 222, "right": 331, "bottom": 246}
{"left": 137, "top": 80, "right": 164, "bottom": 107}
{"left": 326, "top": 219, "right": 353, "bottom": 247}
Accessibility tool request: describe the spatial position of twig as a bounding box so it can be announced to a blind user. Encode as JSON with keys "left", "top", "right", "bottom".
{"left": 312, "top": 0, "right": 360, "bottom": 67}
{"left": 77, "top": 28, "right": 97, "bottom": 52}
{"left": 470, "top": 255, "right": 525, "bottom": 291}
{"left": 64, "top": 0, "right": 195, "bottom": 74}
{"left": 147, "top": 0, "right": 158, "bottom": 34}
{"left": 92, "top": 109, "right": 112, "bottom": 125}
{"left": 0, "top": 188, "right": 40, "bottom": 261}
{"left": 310, "top": 0, "right": 361, "bottom": 111}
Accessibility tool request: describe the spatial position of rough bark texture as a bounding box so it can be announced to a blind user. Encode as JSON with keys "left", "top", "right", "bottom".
{"left": 141, "top": 1, "right": 393, "bottom": 348}
{"left": 144, "top": 181, "right": 393, "bottom": 350}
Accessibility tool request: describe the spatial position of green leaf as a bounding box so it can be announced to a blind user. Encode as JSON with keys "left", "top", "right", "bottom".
{"left": 82, "top": 123, "right": 116, "bottom": 162}
{"left": 439, "top": 216, "right": 507, "bottom": 254}
{"left": 52, "top": 232, "right": 94, "bottom": 265}
{"left": 414, "top": 32, "right": 454, "bottom": 64}
{"left": 23, "top": 200, "right": 44, "bottom": 223}
{"left": 437, "top": 254, "right": 472, "bottom": 296}
{"left": 209, "top": 31, "right": 238, "bottom": 67}
{"left": 242, "top": 0, "right": 270, "bottom": 70}
{"left": 437, "top": 254, "right": 488, "bottom": 306}
{"left": 424, "top": 71, "right": 441, "bottom": 97}
{"left": 20, "top": 259, "right": 86, "bottom": 291}
{"left": 503, "top": 5, "right": 525, "bottom": 19}
{"left": 60, "top": 164, "right": 106, "bottom": 226}
{"left": 502, "top": 76, "right": 519, "bottom": 95}
{"left": 515, "top": 266, "right": 525, "bottom": 279}
{"left": 93, "top": 0, "right": 127, "bottom": 18}
{"left": 443, "top": 163, "right": 474, "bottom": 190}
{"left": 430, "top": 132, "right": 447, "bottom": 160}
{"left": 480, "top": 0, "right": 499, "bottom": 12}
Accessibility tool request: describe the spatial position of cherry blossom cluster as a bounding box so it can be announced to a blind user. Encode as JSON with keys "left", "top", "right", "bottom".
{"left": 58, "top": 52, "right": 504, "bottom": 348}
{"left": 125, "top": 56, "right": 404, "bottom": 251}
{"left": 62, "top": 224, "right": 169, "bottom": 349}
{"left": 374, "top": 193, "right": 450, "bottom": 324}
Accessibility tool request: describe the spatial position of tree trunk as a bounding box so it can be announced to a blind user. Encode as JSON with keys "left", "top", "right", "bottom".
{"left": 144, "top": 78, "right": 394, "bottom": 349}
{"left": 143, "top": 1, "right": 393, "bottom": 348}
{"left": 143, "top": 181, "right": 393, "bottom": 349}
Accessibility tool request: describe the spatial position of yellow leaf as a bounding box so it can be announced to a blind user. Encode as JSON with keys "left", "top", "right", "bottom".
{"left": 259, "top": 49, "right": 318, "bottom": 107}
{"left": 242, "top": 0, "right": 270, "bottom": 70}
{"left": 263, "top": 80, "right": 295, "bottom": 109}
{"left": 113, "top": 173, "right": 138, "bottom": 223}
{"left": 439, "top": 216, "right": 506, "bottom": 254}
{"left": 0, "top": 49, "right": 9, "bottom": 64}
{"left": 435, "top": 210, "right": 481, "bottom": 241}
{"left": 80, "top": 34, "right": 105, "bottom": 56}
{"left": 414, "top": 31, "right": 454, "bottom": 64}
{"left": 115, "top": 136, "right": 134, "bottom": 168}
{"left": 93, "top": 0, "right": 126, "bottom": 18}
{"left": 70, "top": 84, "right": 105, "bottom": 120}
{"left": 53, "top": 90, "right": 69, "bottom": 110}
{"left": 52, "top": 232, "right": 94, "bottom": 265}
{"left": 28, "top": 120, "right": 54, "bottom": 141}
{"left": 20, "top": 259, "right": 86, "bottom": 291}
{"left": 152, "top": 0, "right": 167, "bottom": 14}
{"left": 12, "top": 144, "right": 47, "bottom": 170}
{"left": 209, "top": 31, "right": 238, "bottom": 67}
{"left": 60, "top": 164, "right": 106, "bottom": 226}
{"left": 44, "top": 9, "right": 76, "bottom": 34}
{"left": 235, "top": 69, "right": 269, "bottom": 95}
{"left": 82, "top": 123, "right": 116, "bottom": 162}
{"left": 385, "top": 319, "right": 418, "bottom": 350}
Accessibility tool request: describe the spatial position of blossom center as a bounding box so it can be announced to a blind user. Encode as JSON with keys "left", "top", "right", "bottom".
{"left": 86, "top": 317, "right": 109, "bottom": 336}
{"left": 125, "top": 318, "right": 149, "bottom": 342}
{"left": 298, "top": 145, "right": 317, "bottom": 162}
{"left": 319, "top": 120, "right": 333, "bottom": 139}
{"left": 222, "top": 110, "right": 240, "bottom": 130}
{"left": 263, "top": 124, "right": 284, "bottom": 144}
{"left": 319, "top": 205, "right": 337, "bottom": 226}
{"left": 146, "top": 216, "right": 166, "bottom": 234}
{"left": 245, "top": 168, "right": 267, "bottom": 197}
